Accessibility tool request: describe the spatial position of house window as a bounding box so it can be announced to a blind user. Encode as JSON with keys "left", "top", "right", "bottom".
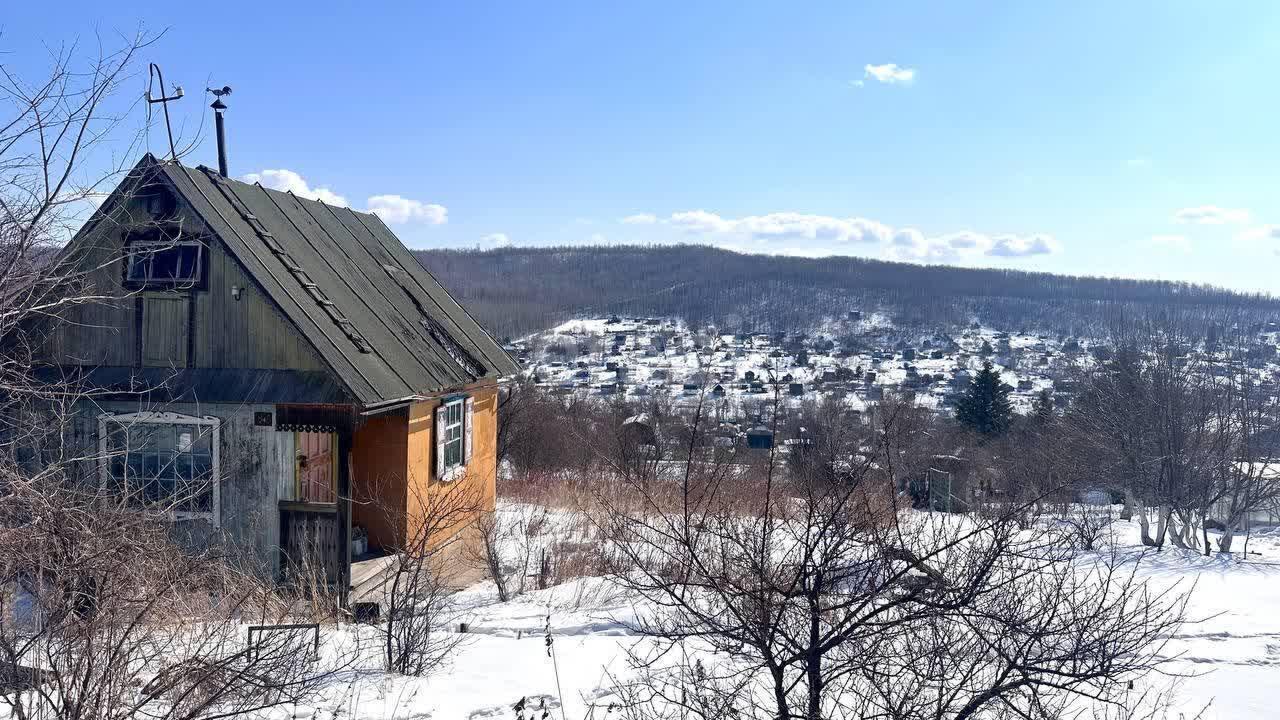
{"left": 98, "top": 412, "right": 221, "bottom": 523}
{"left": 124, "top": 232, "right": 205, "bottom": 288}
{"left": 435, "top": 396, "right": 474, "bottom": 481}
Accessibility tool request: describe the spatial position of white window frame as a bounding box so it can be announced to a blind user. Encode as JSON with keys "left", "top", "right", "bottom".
{"left": 97, "top": 411, "right": 221, "bottom": 525}
{"left": 435, "top": 395, "right": 474, "bottom": 482}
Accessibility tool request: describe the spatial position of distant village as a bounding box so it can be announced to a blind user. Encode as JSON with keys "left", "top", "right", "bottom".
{"left": 506, "top": 312, "right": 1280, "bottom": 449}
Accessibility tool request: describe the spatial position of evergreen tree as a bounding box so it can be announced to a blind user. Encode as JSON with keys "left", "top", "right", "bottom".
{"left": 955, "top": 360, "right": 1014, "bottom": 436}
{"left": 1031, "top": 388, "right": 1055, "bottom": 424}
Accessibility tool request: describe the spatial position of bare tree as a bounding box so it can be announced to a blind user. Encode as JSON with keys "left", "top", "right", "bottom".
{"left": 0, "top": 470, "right": 358, "bottom": 720}
{"left": 596, "top": 393, "right": 1186, "bottom": 720}
{"left": 360, "top": 473, "right": 481, "bottom": 676}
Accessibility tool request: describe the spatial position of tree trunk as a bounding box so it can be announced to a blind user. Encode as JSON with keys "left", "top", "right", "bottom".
{"left": 1134, "top": 493, "right": 1156, "bottom": 547}
{"left": 1166, "top": 514, "right": 1188, "bottom": 550}
{"left": 1218, "top": 520, "right": 1237, "bottom": 554}
{"left": 1201, "top": 512, "right": 1212, "bottom": 557}
{"left": 1153, "top": 504, "right": 1170, "bottom": 549}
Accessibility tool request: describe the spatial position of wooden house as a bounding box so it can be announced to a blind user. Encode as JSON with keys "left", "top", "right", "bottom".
{"left": 26, "top": 155, "right": 519, "bottom": 602}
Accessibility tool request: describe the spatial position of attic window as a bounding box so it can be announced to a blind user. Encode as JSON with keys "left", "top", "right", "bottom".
{"left": 125, "top": 231, "right": 204, "bottom": 288}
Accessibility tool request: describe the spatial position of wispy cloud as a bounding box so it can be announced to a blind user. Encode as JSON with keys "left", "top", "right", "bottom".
{"left": 1173, "top": 205, "right": 1249, "bottom": 225}
{"left": 1237, "top": 224, "right": 1280, "bottom": 244}
{"left": 480, "top": 232, "right": 512, "bottom": 248}
{"left": 620, "top": 213, "right": 658, "bottom": 225}
{"left": 861, "top": 63, "right": 916, "bottom": 86}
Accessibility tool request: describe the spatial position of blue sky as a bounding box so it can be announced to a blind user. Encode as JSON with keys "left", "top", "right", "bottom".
{"left": 7, "top": 2, "right": 1279, "bottom": 292}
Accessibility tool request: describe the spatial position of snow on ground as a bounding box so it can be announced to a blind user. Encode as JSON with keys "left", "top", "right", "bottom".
{"left": 1119, "top": 524, "right": 1280, "bottom": 719}
{"left": 294, "top": 513, "right": 1280, "bottom": 719}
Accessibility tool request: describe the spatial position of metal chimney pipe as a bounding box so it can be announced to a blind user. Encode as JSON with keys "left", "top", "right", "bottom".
{"left": 211, "top": 97, "right": 228, "bottom": 177}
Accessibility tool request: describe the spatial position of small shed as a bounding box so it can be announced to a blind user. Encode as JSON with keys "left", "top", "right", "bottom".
{"left": 746, "top": 427, "right": 774, "bottom": 450}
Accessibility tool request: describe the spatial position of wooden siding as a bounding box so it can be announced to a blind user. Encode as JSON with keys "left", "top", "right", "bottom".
{"left": 141, "top": 293, "right": 189, "bottom": 366}
{"left": 88, "top": 400, "right": 290, "bottom": 578}
{"left": 39, "top": 191, "right": 328, "bottom": 374}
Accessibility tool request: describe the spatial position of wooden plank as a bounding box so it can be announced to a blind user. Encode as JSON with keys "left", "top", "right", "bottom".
{"left": 142, "top": 293, "right": 188, "bottom": 367}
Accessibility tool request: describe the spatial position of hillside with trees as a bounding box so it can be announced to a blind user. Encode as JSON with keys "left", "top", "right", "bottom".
{"left": 416, "top": 245, "right": 1280, "bottom": 341}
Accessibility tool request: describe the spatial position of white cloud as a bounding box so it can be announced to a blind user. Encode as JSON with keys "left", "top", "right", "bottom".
{"left": 886, "top": 230, "right": 1058, "bottom": 263}
{"left": 621, "top": 213, "right": 658, "bottom": 225}
{"left": 243, "top": 169, "right": 448, "bottom": 226}
{"left": 649, "top": 209, "right": 1058, "bottom": 263}
{"left": 1147, "top": 234, "right": 1191, "bottom": 253}
{"left": 366, "top": 195, "right": 448, "bottom": 225}
{"left": 481, "top": 232, "right": 512, "bottom": 248}
{"left": 244, "top": 169, "right": 349, "bottom": 207}
{"left": 1173, "top": 205, "right": 1250, "bottom": 225}
{"left": 669, "top": 210, "right": 891, "bottom": 244}
{"left": 863, "top": 63, "right": 916, "bottom": 86}
{"left": 988, "top": 234, "right": 1060, "bottom": 257}
{"left": 670, "top": 210, "right": 735, "bottom": 234}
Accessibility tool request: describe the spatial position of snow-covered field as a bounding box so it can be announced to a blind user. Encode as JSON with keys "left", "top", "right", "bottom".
{"left": 291, "top": 512, "right": 1280, "bottom": 720}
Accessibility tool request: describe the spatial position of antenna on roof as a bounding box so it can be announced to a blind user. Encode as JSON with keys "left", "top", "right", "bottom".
{"left": 145, "top": 63, "right": 184, "bottom": 161}
{"left": 207, "top": 86, "right": 233, "bottom": 177}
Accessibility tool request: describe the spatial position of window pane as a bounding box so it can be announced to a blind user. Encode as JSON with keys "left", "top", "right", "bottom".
{"left": 445, "top": 438, "right": 462, "bottom": 467}
{"left": 125, "top": 239, "right": 203, "bottom": 286}
{"left": 127, "top": 254, "right": 152, "bottom": 281}
{"left": 105, "top": 420, "right": 214, "bottom": 516}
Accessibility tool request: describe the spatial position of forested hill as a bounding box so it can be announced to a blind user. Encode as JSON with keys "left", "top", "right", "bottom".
{"left": 414, "top": 245, "right": 1279, "bottom": 341}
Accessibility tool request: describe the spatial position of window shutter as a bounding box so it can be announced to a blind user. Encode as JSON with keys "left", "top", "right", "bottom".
{"left": 464, "top": 396, "right": 475, "bottom": 463}
{"left": 435, "top": 405, "right": 447, "bottom": 479}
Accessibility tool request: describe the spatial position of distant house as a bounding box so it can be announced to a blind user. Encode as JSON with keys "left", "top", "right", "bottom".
{"left": 24, "top": 155, "right": 519, "bottom": 603}
{"left": 746, "top": 427, "right": 774, "bottom": 450}
{"left": 789, "top": 382, "right": 804, "bottom": 396}
{"left": 711, "top": 384, "right": 726, "bottom": 398}
{"left": 621, "top": 414, "right": 657, "bottom": 448}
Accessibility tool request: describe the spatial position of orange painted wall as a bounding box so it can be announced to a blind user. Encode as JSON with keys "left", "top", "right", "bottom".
{"left": 352, "top": 382, "right": 499, "bottom": 553}
{"left": 351, "top": 412, "right": 408, "bottom": 551}
{"left": 404, "top": 384, "right": 499, "bottom": 548}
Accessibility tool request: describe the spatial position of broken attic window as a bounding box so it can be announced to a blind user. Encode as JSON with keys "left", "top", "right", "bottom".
{"left": 125, "top": 230, "right": 204, "bottom": 288}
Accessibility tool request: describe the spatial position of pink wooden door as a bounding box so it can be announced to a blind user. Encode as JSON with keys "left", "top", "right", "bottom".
{"left": 296, "top": 432, "right": 336, "bottom": 503}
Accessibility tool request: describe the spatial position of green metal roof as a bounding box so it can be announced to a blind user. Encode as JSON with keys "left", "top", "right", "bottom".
{"left": 152, "top": 157, "right": 518, "bottom": 405}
